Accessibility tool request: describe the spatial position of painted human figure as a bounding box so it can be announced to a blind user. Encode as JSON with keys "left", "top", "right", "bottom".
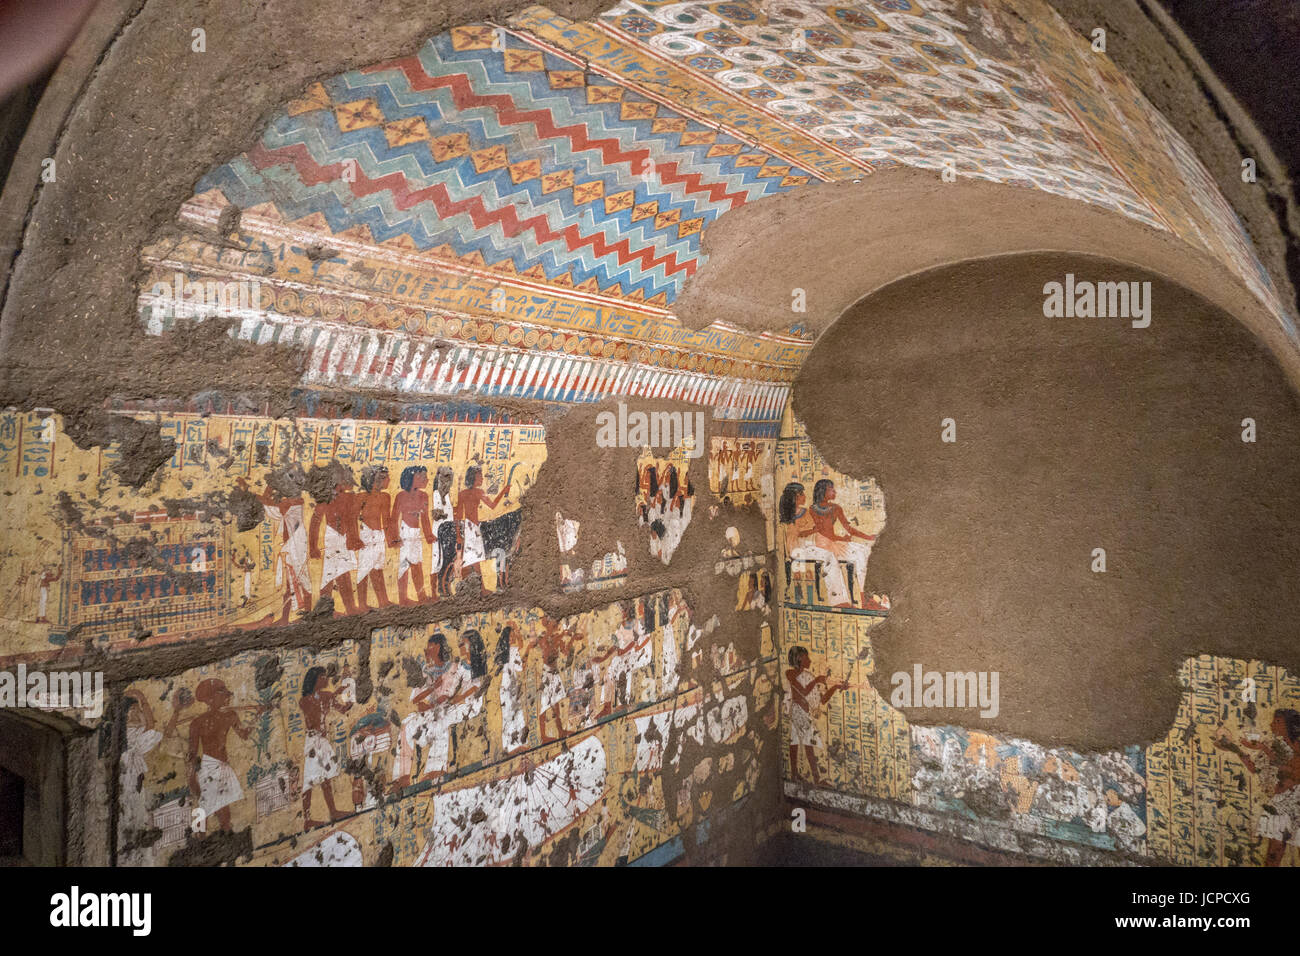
{"left": 430, "top": 630, "right": 488, "bottom": 775}
{"left": 120, "top": 691, "right": 169, "bottom": 835}
{"left": 660, "top": 462, "right": 679, "bottom": 512}
{"left": 308, "top": 464, "right": 362, "bottom": 616}
{"left": 637, "top": 461, "right": 656, "bottom": 514}
{"left": 627, "top": 598, "right": 656, "bottom": 704}
{"left": 390, "top": 465, "right": 434, "bottom": 605}
{"left": 742, "top": 442, "right": 756, "bottom": 490}
{"left": 717, "top": 442, "right": 731, "bottom": 495}
{"left": 233, "top": 549, "right": 255, "bottom": 607}
{"left": 35, "top": 565, "right": 61, "bottom": 623}
{"left": 431, "top": 466, "right": 456, "bottom": 599}
{"left": 567, "top": 625, "right": 598, "bottom": 728}
{"left": 595, "top": 603, "right": 645, "bottom": 718}
{"left": 647, "top": 518, "right": 667, "bottom": 563}
{"left": 537, "top": 615, "right": 574, "bottom": 742}
{"left": 300, "top": 666, "right": 353, "bottom": 830}
{"left": 246, "top": 473, "right": 311, "bottom": 625}
{"left": 671, "top": 464, "right": 692, "bottom": 513}
{"left": 646, "top": 464, "right": 691, "bottom": 565}
{"left": 187, "top": 678, "right": 266, "bottom": 832}
{"left": 779, "top": 482, "right": 847, "bottom": 606}
{"left": 391, "top": 634, "right": 459, "bottom": 789}
{"left": 495, "top": 625, "right": 531, "bottom": 754}
{"left": 356, "top": 466, "right": 394, "bottom": 611}
{"left": 660, "top": 593, "right": 683, "bottom": 696}
{"left": 1215, "top": 708, "right": 1300, "bottom": 866}
{"left": 346, "top": 709, "right": 390, "bottom": 811}
{"left": 809, "top": 478, "right": 876, "bottom": 608}
{"left": 785, "top": 646, "right": 845, "bottom": 787}
{"left": 454, "top": 465, "right": 510, "bottom": 594}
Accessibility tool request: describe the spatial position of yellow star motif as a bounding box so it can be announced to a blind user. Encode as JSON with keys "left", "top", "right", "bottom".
{"left": 430, "top": 133, "right": 471, "bottom": 162}
{"left": 451, "top": 25, "right": 499, "bottom": 51}
{"left": 503, "top": 49, "right": 545, "bottom": 72}
{"left": 471, "top": 146, "right": 509, "bottom": 174}
{"left": 333, "top": 99, "right": 384, "bottom": 131}
{"left": 604, "top": 190, "right": 636, "bottom": 214}
{"left": 288, "top": 82, "right": 330, "bottom": 116}
{"left": 572, "top": 180, "right": 606, "bottom": 204}
{"left": 587, "top": 85, "right": 624, "bottom": 104}
{"left": 548, "top": 70, "right": 586, "bottom": 89}
{"left": 383, "top": 117, "right": 431, "bottom": 147}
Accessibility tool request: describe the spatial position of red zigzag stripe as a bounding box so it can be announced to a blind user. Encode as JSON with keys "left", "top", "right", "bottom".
{"left": 248, "top": 140, "right": 697, "bottom": 283}
{"left": 375, "top": 56, "right": 752, "bottom": 210}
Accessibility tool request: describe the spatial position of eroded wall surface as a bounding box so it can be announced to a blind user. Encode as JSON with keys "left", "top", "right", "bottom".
{"left": 116, "top": 592, "right": 778, "bottom": 866}
{"left": 1, "top": 389, "right": 782, "bottom": 865}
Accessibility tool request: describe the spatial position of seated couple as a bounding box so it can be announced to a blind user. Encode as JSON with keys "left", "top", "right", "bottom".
{"left": 779, "top": 479, "right": 876, "bottom": 609}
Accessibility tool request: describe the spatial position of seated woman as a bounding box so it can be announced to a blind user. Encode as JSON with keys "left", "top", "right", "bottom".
{"left": 778, "top": 482, "right": 849, "bottom": 607}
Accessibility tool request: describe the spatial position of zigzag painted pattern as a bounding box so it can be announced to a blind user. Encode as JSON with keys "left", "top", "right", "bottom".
{"left": 198, "top": 31, "right": 814, "bottom": 303}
